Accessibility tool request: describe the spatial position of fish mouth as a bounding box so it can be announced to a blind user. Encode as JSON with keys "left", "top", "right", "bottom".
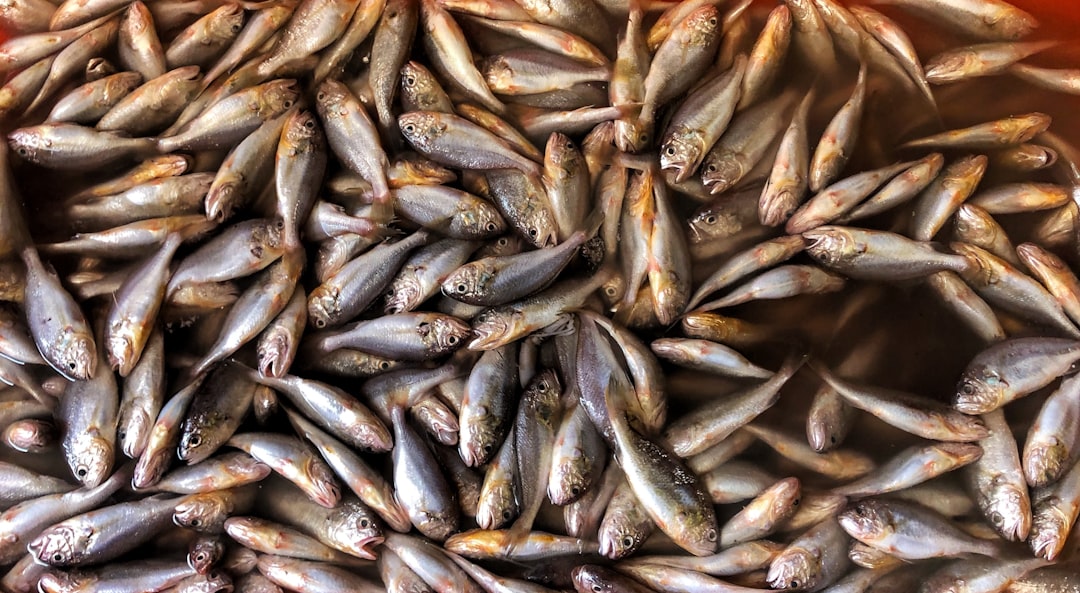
{"left": 352, "top": 535, "right": 385, "bottom": 560}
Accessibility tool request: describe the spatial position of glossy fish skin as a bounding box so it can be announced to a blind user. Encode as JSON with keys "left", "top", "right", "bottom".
{"left": 871, "top": 0, "right": 1036, "bottom": 41}
{"left": 458, "top": 342, "right": 518, "bottom": 468}
{"left": 307, "top": 231, "right": 429, "bottom": 329}
{"left": 476, "top": 422, "right": 517, "bottom": 531}
{"left": 104, "top": 233, "right": 181, "bottom": 376}
{"left": 1018, "top": 242, "right": 1080, "bottom": 327}
{"left": 168, "top": 219, "right": 286, "bottom": 293}
{"left": 157, "top": 79, "right": 300, "bottom": 153}
{"left": 1023, "top": 374, "right": 1080, "bottom": 489}
{"left": 835, "top": 442, "right": 983, "bottom": 499}
{"left": 787, "top": 160, "right": 916, "bottom": 234}
{"left": 203, "top": 114, "right": 290, "bottom": 222}
{"left": 804, "top": 226, "right": 970, "bottom": 281}
{"left": 767, "top": 517, "right": 850, "bottom": 591}
{"left": 954, "top": 204, "right": 1021, "bottom": 268}
{"left": 275, "top": 109, "right": 328, "bottom": 249}
{"left": 1029, "top": 457, "right": 1080, "bottom": 561}
{"left": 901, "top": 113, "right": 1051, "bottom": 151}
{"left": 257, "top": 288, "right": 306, "bottom": 378}
{"left": 118, "top": 1, "right": 164, "bottom": 81}
{"left": 760, "top": 88, "right": 814, "bottom": 227}
{"left": 659, "top": 55, "right": 745, "bottom": 183}
{"left": 384, "top": 532, "right": 484, "bottom": 593}
{"left": 256, "top": 481, "right": 382, "bottom": 562}
{"left": 839, "top": 498, "right": 1000, "bottom": 560}
{"left": 286, "top": 409, "right": 408, "bottom": 533}
{"left": 591, "top": 338, "right": 719, "bottom": 556}
{"left": 419, "top": 0, "right": 504, "bottom": 114}
{"left": 954, "top": 242, "right": 1080, "bottom": 338}
{"left": 664, "top": 352, "right": 805, "bottom": 458}
{"left": 924, "top": 40, "right": 1056, "bottom": 84}
{"left": 482, "top": 49, "right": 609, "bottom": 96}
{"left": 67, "top": 173, "right": 214, "bottom": 230}
{"left": 511, "top": 369, "right": 562, "bottom": 533}
{"left": 228, "top": 432, "right": 341, "bottom": 509}
{"left": 312, "top": 311, "right": 470, "bottom": 362}
{"left": 651, "top": 338, "right": 774, "bottom": 380}
{"left": 58, "top": 341, "right": 116, "bottom": 488}
{"left": 694, "top": 265, "right": 845, "bottom": 312}
{"left": 640, "top": 5, "right": 722, "bottom": 126}
{"left": 391, "top": 406, "right": 458, "bottom": 542}
{"left": 839, "top": 153, "right": 945, "bottom": 223}
{"left": 189, "top": 249, "right": 304, "bottom": 378}
{"left": 154, "top": 452, "right": 270, "bottom": 495}
{"left": 225, "top": 517, "right": 369, "bottom": 564}
{"left": 400, "top": 111, "right": 541, "bottom": 177}
{"left": 96, "top": 66, "right": 202, "bottom": 135}
{"left": 173, "top": 486, "right": 257, "bottom": 533}
{"left": 178, "top": 364, "right": 258, "bottom": 465}
{"left": 968, "top": 182, "right": 1070, "bottom": 215}
{"left": 746, "top": 423, "right": 875, "bottom": 481}
{"left": 809, "top": 64, "right": 867, "bottom": 193}
{"left": 484, "top": 168, "right": 559, "bottom": 248}
{"left": 255, "top": 0, "right": 361, "bottom": 80}
{"left": 720, "top": 477, "right": 801, "bottom": 548}
{"left": 257, "top": 555, "right": 382, "bottom": 593}
{"left": 392, "top": 185, "right": 506, "bottom": 240}
{"left": 812, "top": 361, "right": 989, "bottom": 442}
{"left": 45, "top": 71, "right": 142, "bottom": 125}
{"left": 700, "top": 91, "right": 792, "bottom": 195}
{"left": 28, "top": 494, "right": 179, "bottom": 567}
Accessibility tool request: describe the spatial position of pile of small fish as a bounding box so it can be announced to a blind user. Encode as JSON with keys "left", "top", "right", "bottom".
{"left": 2, "top": 0, "right": 1080, "bottom": 591}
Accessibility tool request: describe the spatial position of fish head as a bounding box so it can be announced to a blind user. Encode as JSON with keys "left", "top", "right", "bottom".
{"left": 598, "top": 517, "right": 647, "bottom": 559}
{"left": 954, "top": 205, "right": 992, "bottom": 240}
{"left": 441, "top": 262, "right": 495, "bottom": 304}
{"left": 659, "top": 132, "right": 702, "bottom": 184}
{"left": 398, "top": 112, "right": 445, "bottom": 152}
{"left": 475, "top": 234, "right": 523, "bottom": 259}
{"left": 614, "top": 119, "right": 652, "bottom": 154}
{"left": 256, "top": 331, "right": 290, "bottom": 377}
{"left": 306, "top": 286, "right": 339, "bottom": 329}
{"left": 258, "top": 79, "right": 299, "bottom": 117}
{"left": 467, "top": 201, "right": 507, "bottom": 238}
{"left": 416, "top": 508, "right": 458, "bottom": 542}
{"left": 803, "top": 226, "right": 862, "bottom": 269}
{"left": 52, "top": 332, "right": 97, "bottom": 381}
{"left": 174, "top": 494, "right": 228, "bottom": 532}
{"left": 954, "top": 366, "right": 1005, "bottom": 415}
{"left": 106, "top": 329, "right": 136, "bottom": 377}
{"left": 548, "top": 451, "right": 591, "bottom": 506}
{"left": 683, "top": 5, "right": 721, "bottom": 44}
{"left": 28, "top": 524, "right": 90, "bottom": 567}
{"left": 8, "top": 128, "right": 46, "bottom": 163}
{"left": 315, "top": 79, "right": 350, "bottom": 116}
{"left": 215, "top": 3, "right": 245, "bottom": 34}
{"left": 393, "top": 156, "right": 456, "bottom": 185}
{"left": 759, "top": 188, "right": 801, "bottom": 228}
{"left": 545, "top": 133, "right": 581, "bottom": 170}
{"left": 458, "top": 405, "right": 502, "bottom": 467}
{"left": 205, "top": 182, "right": 239, "bottom": 222}
{"left": 668, "top": 507, "right": 718, "bottom": 557}
{"left": 281, "top": 110, "right": 323, "bottom": 154}
{"left": 328, "top": 501, "right": 385, "bottom": 558}
{"left": 601, "top": 273, "right": 627, "bottom": 307}
{"left": 986, "top": 483, "right": 1031, "bottom": 541}
{"left": 518, "top": 204, "right": 559, "bottom": 248}
{"left": 468, "top": 308, "right": 512, "bottom": 350}
{"left": 304, "top": 459, "right": 341, "bottom": 508}
{"left": 688, "top": 203, "right": 743, "bottom": 244}
{"left": 36, "top": 570, "right": 93, "bottom": 593}
{"left": 475, "top": 483, "right": 516, "bottom": 530}
{"left": 189, "top": 538, "right": 224, "bottom": 574}
{"left": 925, "top": 51, "right": 981, "bottom": 84}
{"left": 766, "top": 547, "right": 819, "bottom": 590}
{"left": 419, "top": 314, "right": 471, "bottom": 357}
{"left": 481, "top": 55, "right": 516, "bottom": 94}
{"left": 837, "top": 500, "right": 891, "bottom": 545}
{"left": 1029, "top": 509, "right": 1065, "bottom": 560}
{"left": 350, "top": 415, "right": 394, "bottom": 453}
{"left": 649, "top": 339, "right": 691, "bottom": 365}
{"left": 178, "top": 420, "right": 216, "bottom": 464}
{"left": 989, "top": 8, "right": 1039, "bottom": 39}
{"left": 67, "top": 434, "right": 112, "bottom": 487}
{"left": 572, "top": 565, "right": 619, "bottom": 593}
{"left": 1025, "top": 441, "right": 1069, "bottom": 488}
{"left": 385, "top": 276, "right": 422, "bottom": 315}
{"left": 399, "top": 62, "right": 440, "bottom": 109}
{"left": 186, "top": 570, "right": 233, "bottom": 593}
{"left": 411, "top": 400, "right": 457, "bottom": 446}
{"left": 768, "top": 478, "right": 802, "bottom": 517}
{"left": 651, "top": 269, "right": 690, "bottom": 326}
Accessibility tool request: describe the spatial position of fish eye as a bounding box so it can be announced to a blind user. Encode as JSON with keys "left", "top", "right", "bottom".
{"left": 316, "top": 92, "right": 327, "bottom": 102}
{"left": 528, "top": 228, "right": 538, "bottom": 237}
{"left": 705, "top": 215, "right": 717, "bottom": 225}
{"left": 314, "top": 318, "right": 326, "bottom": 329}
{"left": 622, "top": 536, "right": 634, "bottom": 548}
{"left": 190, "top": 518, "right": 201, "bottom": 527}
{"left": 705, "top": 164, "right": 717, "bottom": 173}
{"left": 638, "top": 133, "right": 649, "bottom": 142}
{"left": 665, "top": 147, "right": 676, "bottom": 156}
{"left": 230, "top": 23, "right": 241, "bottom": 33}
{"left": 482, "top": 444, "right": 493, "bottom": 453}
{"left": 706, "top": 528, "right": 717, "bottom": 542}
{"left": 303, "top": 119, "right": 316, "bottom": 130}
{"left": 359, "top": 518, "right": 370, "bottom": 528}
{"left": 15, "top": 147, "right": 27, "bottom": 157}
{"left": 604, "top": 286, "right": 617, "bottom": 296}
{"left": 708, "top": 17, "right": 718, "bottom": 26}
{"left": 188, "top": 435, "right": 202, "bottom": 448}
{"left": 485, "top": 222, "right": 498, "bottom": 232}
{"left": 571, "top": 486, "right": 580, "bottom": 496}
{"left": 447, "top": 335, "right": 458, "bottom": 345}
{"left": 456, "top": 284, "right": 467, "bottom": 293}
{"left": 991, "top": 511, "right": 1003, "bottom": 525}
{"left": 790, "top": 581, "right": 798, "bottom": 589}
{"left": 68, "top": 361, "right": 76, "bottom": 370}
{"left": 960, "top": 382, "right": 976, "bottom": 395}
{"left": 497, "top": 238, "right": 508, "bottom": 246}
{"left": 405, "top": 75, "right": 416, "bottom": 86}
{"left": 502, "top": 510, "right": 511, "bottom": 520}
{"left": 52, "top": 553, "right": 63, "bottom": 562}
{"left": 282, "top": 100, "right": 293, "bottom": 109}
{"left": 195, "top": 553, "right": 206, "bottom": 562}
{"left": 538, "top": 381, "right": 548, "bottom": 391}
{"left": 76, "top": 466, "right": 88, "bottom": 477}
{"left": 379, "top": 361, "right": 390, "bottom": 370}
{"left": 403, "top": 124, "right": 415, "bottom": 134}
